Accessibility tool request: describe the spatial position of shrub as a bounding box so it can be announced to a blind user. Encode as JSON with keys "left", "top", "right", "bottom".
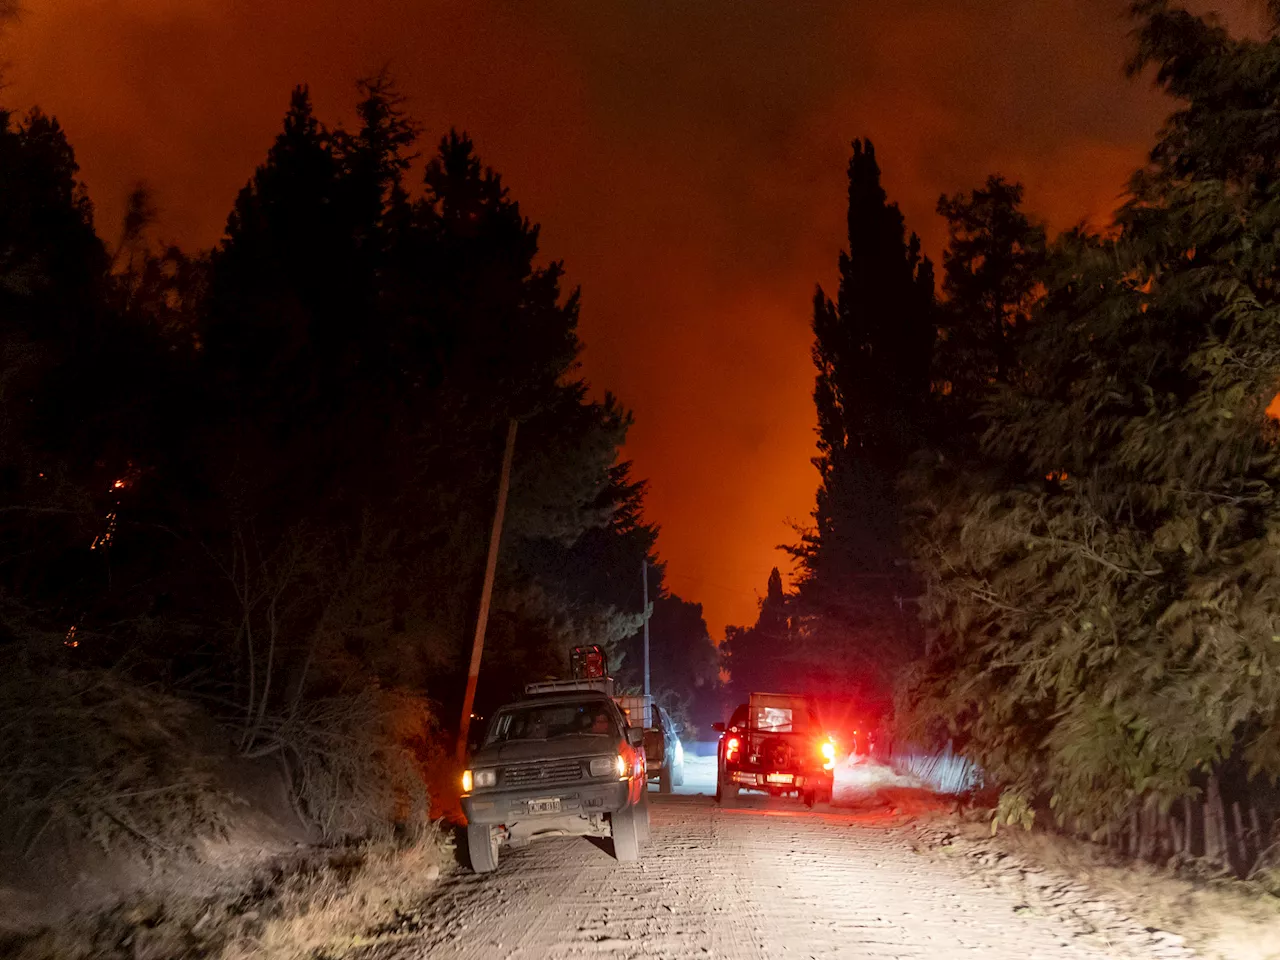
{"left": 0, "top": 653, "right": 237, "bottom": 856}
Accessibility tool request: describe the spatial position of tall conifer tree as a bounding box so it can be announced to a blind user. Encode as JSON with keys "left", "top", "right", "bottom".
{"left": 790, "top": 140, "right": 935, "bottom": 674}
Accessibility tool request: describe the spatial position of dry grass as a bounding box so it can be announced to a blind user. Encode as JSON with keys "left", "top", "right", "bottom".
{"left": 0, "top": 636, "right": 452, "bottom": 959}
{"left": 919, "top": 810, "right": 1280, "bottom": 960}
{"left": 8, "top": 826, "right": 452, "bottom": 960}
{"left": 222, "top": 827, "right": 450, "bottom": 960}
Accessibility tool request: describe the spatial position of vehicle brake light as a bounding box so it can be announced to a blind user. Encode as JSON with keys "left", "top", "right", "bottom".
{"left": 726, "top": 736, "right": 740, "bottom": 761}
{"left": 820, "top": 738, "right": 837, "bottom": 771}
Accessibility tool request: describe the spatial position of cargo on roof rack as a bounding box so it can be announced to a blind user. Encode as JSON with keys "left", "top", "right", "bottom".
{"left": 523, "top": 677, "right": 616, "bottom": 697}
{"left": 570, "top": 644, "right": 608, "bottom": 680}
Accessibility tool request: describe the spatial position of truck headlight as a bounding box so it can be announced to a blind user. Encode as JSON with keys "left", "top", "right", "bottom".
{"left": 474, "top": 769, "right": 497, "bottom": 788}
{"left": 615, "top": 754, "right": 627, "bottom": 777}
{"left": 589, "top": 757, "right": 615, "bottom": 777}
{"left": 462, "top": 769, "right": 473, "bottom": 792}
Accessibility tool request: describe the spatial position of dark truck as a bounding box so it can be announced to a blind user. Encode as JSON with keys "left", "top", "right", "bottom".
{"left": 714, "top": 692, "right": 837, "bottom": 808}
{"left": 461, "top": 690, "right": 650, "bottom": 873}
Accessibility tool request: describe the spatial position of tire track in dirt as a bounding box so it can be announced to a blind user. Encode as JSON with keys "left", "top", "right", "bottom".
{"left": 357, "top": 795, "right": 1189, "bottom": 959}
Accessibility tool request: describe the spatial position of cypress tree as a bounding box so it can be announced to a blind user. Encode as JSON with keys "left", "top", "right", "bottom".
{"left": 790, "top": 139, "right": 935, "bottom": 676}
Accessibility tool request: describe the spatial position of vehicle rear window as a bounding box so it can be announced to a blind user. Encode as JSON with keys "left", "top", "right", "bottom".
{"left": 754, "top": 706, "right": 797, "bottom": 732}
{"left": 748, "top": 701, "right": 814, "bottom": 733}
{"left": 486, "top": 701, "right": 620, "bottom": 744}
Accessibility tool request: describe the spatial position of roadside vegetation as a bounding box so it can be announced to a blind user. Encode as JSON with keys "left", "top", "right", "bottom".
{"left": 0, "top": 50, "right": 716, "bottom": 945}
{"left": 727, "top": 0, "right": 1280, "bottom": 884}
{"left": 901, "top": 0, "right": 1280, "bottom": 875}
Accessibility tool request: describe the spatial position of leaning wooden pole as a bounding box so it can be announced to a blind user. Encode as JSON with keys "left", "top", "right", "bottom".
{"left": 456, "top": 419, "right": 518, "bottom": 762}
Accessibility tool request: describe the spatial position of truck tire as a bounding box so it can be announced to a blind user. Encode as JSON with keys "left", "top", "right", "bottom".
{"left": 637, "top": 794, "right": 652, "bottom": 844}
{"left": 611, "top": 805, "right": 641, "bottom": 861}
{"left": 659, "top": 765, "right": 672, "bottom": 794}
{"left": 802, "top": 788, "right": 817, "bottom": 809}
{"left": 672, "top": 756, "right": 685, "bottom": 787}
{"left": 467, "top": 823, "right": 499, "bottom": 874}
{"left": 715, "top": 775, "right": 738, "bottom": 807}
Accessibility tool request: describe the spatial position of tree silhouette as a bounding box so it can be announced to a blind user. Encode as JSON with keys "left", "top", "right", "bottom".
{"left": 787, "top": 139, "right": 935, "bottom": 681}
{"left": 932, "top": 176, "right": 1045, "bottom": 446}
{"left": 0, "top": 76, "right": 682, "bottom": 737}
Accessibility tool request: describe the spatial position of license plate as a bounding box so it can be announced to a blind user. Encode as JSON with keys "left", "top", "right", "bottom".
{"left": 766, "top": 773, "right": 794, "bottom": 784}
{"left": 527, "top": 797, "right": 561, "bottom": 815}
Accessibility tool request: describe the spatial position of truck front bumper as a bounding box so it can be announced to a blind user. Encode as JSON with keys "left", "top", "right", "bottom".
{"left": 463, "top": 780, "right": 630, "bottom": 825}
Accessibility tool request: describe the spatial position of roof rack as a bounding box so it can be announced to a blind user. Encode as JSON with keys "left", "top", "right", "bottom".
{"left": 523, "top": 677, "right": 615, "bottom": 697}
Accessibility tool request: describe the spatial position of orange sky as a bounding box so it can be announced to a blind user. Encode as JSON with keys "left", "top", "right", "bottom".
{"left": 1, "top": 0, "right": 1266, "bottom": 637}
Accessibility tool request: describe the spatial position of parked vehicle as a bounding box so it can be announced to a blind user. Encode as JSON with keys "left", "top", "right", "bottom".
{"left": 617, "top": 695, "right": 685, "bottom": 793}
{"left": 531, "top": 646, "right": 686, "bottom": 795}
{"left": 713, "top": 692, "right": 836, "bottom": 808}
{"left": 461, "top": 690, "right": 649, "bottom": 873}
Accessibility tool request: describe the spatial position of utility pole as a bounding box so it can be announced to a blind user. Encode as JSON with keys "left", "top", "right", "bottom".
{"left": 456, "top": 419, "right": 518, "bottom": 762}
{"left": 642, "top": 558, "right": 650, "bottom": 697}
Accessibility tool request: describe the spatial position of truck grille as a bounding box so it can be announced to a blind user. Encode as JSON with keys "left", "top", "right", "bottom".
{"left": 502, "top": 760, "right": 583, "bottom": 787}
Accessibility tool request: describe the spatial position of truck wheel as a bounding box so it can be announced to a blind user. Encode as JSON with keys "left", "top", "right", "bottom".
{"left": 672, "top": 756, "right": 685, "bottom": 788}
{"left": 611, "top": 806, "right": 641, "bottom": 861}
{"left": 637, "top": 795, "right": 652, "bottom": 844}
{"left": 467, "top": 823, "right": 499, "bottom": 874}
{"left": 715, "top": 775, "right": 738, "bottom": 807}
{"left": 659, "top": 765, "right": 673, "bottom": 794}
{"left": 802, "top": 788, "right": 817, "bottom": 809}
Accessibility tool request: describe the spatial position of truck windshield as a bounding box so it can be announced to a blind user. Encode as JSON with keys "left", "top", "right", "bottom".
{"left": 486, "top": 701, "right": 620, "bottom": 744}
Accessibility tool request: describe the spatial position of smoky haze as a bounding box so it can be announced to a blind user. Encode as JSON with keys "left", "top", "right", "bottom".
{"left": 2, "top": 0, "right": 1264, "bottom": 635}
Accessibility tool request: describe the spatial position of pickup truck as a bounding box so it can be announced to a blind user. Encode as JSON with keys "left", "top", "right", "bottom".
{"left": 461, "top": 690, "right": 649, "bottom": 873}
{"left": 713, "top": 692, "right": 836, "bottom": 808}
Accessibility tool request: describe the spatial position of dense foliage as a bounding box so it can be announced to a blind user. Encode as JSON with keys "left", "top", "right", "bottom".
{"left": 0, "top": 79, "right": 678, "bottom": 842}
{"left": 901, "top": 1, "right": 1280, "bottom": 833}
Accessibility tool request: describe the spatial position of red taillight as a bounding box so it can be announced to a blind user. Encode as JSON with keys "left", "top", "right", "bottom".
{"left": 820, "top": 738, "right": 837, "bottom": 770}
{"left": 726, "top": 736, "right": 740, "bottom": 761}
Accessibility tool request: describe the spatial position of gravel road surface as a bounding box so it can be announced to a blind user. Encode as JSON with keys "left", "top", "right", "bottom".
{"left": 360, "top": 761, "right": 1187, "bottom": 960}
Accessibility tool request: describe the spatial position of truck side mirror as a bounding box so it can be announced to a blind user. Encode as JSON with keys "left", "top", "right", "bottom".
{"left": 712, "top": 722, "right": 725, "bottom": 733}
{"left": 627, "top": 727, "right": 644, "bottom": 746}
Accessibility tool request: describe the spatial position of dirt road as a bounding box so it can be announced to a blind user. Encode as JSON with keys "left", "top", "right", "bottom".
{"left": 358, "top": 775, "right": 1191, "bottom": 960}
